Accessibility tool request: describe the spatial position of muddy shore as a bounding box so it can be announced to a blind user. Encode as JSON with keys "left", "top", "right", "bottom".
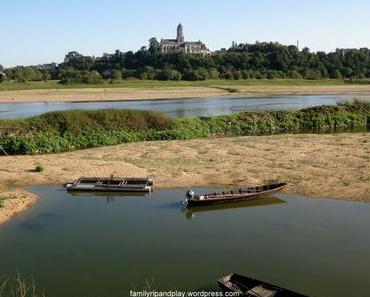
{"left": 1, "top": 85, "right": 370, "bottom": 103}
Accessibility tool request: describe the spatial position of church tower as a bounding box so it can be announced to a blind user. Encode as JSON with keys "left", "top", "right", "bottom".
{"left": 177, "top": 23, "right": 184, "bottom": 43}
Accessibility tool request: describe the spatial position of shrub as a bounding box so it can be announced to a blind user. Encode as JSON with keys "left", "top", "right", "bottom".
{"left": 158, "top": 69, "right": 182, "bottom": 81}
{"left": 110, "top": 69, "right": 122, "bottom": 81}
{"left": 35, "top": 164, "right": 44, "bottom": 172}
{"left": 330, "top": 70, "right": 343, "bottom": 79}
{"left": 81, "top": 71, "right": 103, "bottom": 84}
{"left": 288, "top": 70, "right": 303, "bottom": 79}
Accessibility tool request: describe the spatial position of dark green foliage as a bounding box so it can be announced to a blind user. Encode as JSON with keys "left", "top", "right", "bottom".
{"left": 110, "top": 69, "right": 122, "bottom": 81}
{"left": 59, "top": 69, "right": 102, "bottom": 84}
{"left": 0, "top": 103, "right": 368, "bottom": 155}
{"left": 4, "top": 66, "right": 49, "bottom": 82}
{"left": 158, "top": 68, "right": 182, "bottom": 81}
{"left": 18, "top": 109, "right": 170, "bottom": 135}
{"left": 0, "top": 195, "right": 5, "bottom": 208}
{"left": 81, "top": 70, "right": 103, "bottom": 84}
{"left": 288, "top": 70, "right": 303, "bottom": 79}
{"left": 5, "top": 43, "right": 370, "bottom": 83}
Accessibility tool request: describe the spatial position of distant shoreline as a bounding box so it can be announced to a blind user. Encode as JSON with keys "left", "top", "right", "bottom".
{"left": 1, "top": 81, "right": 370, "bottom": 103}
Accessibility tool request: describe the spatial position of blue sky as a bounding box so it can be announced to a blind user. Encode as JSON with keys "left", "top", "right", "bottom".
{"left": 1, "top": 0, "right": 370, "bottom": 67}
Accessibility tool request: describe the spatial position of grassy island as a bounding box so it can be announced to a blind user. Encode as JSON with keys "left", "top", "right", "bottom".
{"left": 0, "top": 102, "right": 368, "bottom": 155}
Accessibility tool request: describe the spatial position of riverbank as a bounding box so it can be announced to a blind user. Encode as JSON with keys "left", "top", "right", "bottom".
{"left": 1, "top": 80, "right": 370, "bottom": 102}
{"left": 0, "top": 132, "right": 369, "bottom": 224}
{"left": 0, "top": 189, "right": 37, "bottom": 224}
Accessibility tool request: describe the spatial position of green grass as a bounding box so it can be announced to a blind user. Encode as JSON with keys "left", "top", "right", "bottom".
{"left": 0, "top": 79, "right": 362, "bottom": 92}
{"left": 0, "top": 195, "right": 6, "bottom": 208}
{"left": 0, "top": 102, "right": 368, "bottom": 155}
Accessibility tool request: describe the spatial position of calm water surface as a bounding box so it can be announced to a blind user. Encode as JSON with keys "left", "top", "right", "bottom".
{"left": 0, "top": 95, "right": 369, "bottom": 119}
{"left": 0, "top": 187, "right": 370, "bottom": 297}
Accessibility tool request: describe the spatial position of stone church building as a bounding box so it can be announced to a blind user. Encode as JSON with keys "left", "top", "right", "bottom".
{"left": 160, "top": 24, "right": 210, "bottom": 55}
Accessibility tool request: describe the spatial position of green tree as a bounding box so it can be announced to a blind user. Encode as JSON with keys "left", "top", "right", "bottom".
{"left": 158, "top": 68, "right": 181, "bottom": 81}
{"left": 110, "top": 69, "right": 122, "bottom": 81}
{"left": 59, "top": 68, "right": 83, "bottom": 84}
{"left": 288, "top": 70, "right": 302, "bottom": 79}
{"left": 149, "top": 38, "right": 160, "bottom": 53}
{"left": 330, "top": 69, "right": 342, "bottom": 79}
{"left": 82, "top": 71, "right": 103, "bottom": 84}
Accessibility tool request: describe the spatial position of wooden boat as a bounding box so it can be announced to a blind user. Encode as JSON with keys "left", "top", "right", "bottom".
{"left": 218, "top": 273, "right": 309, "bottom": 297}
{"left": 64, "top": 176, "right": 154, "bottom": 193}
{"left": 182, "top": 182, "right": 287, "bottom": 207}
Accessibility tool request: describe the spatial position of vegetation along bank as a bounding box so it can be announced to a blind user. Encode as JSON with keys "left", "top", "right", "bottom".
{"left": 0, "top": 102, "right": 369, "bottom": 155}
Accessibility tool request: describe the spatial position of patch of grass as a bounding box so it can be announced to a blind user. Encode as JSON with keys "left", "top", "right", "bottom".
{"left": 344, "top": 79, "right": 370, "bottom": 85}
{"left": 0, "top": 274, "right": 47, "bottom": 297}
{"left": 0, "top": 195, "right": 7, "bottom": 208}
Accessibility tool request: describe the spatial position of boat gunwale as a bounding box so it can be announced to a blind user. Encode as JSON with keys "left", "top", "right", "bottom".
{"left": 191, "top": 183, "right": 287, "bottom": 202}
{"left": 218, "top": 273, "right": 309, "bottom": 297}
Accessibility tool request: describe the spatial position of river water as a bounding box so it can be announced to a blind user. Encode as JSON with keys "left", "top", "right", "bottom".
{"left": 0, "top": 95, "right": 369, "bottom": 119}
{"left": 0, "top": 187, "right": 369, "bottom": 297}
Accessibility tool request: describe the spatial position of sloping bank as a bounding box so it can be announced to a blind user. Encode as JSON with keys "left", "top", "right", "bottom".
{"left": 0, "top": 102, "right": 369, "bottom": 155}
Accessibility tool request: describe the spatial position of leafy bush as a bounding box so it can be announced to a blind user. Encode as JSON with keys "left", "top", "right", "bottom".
{"left": 0, "top": 109, "right": 170, "bottom": 135}
{"left": 81, "top": 70, "right": 103, "bottom": 84}
{"left": 34, "top": 164, "right": 44, "bottom": 172}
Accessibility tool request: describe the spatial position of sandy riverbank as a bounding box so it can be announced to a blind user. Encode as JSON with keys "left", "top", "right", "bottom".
{"left": 0, "top": 132, "right": 369, "bottom": 224}
{"left": 1, "top": 85, "right": 370, "bottom": 102}
{"left": 0, "top": 190, "right": 37, "bottom": 224}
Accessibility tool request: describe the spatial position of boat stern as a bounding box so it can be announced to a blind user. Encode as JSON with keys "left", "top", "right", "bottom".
{"left": 182, "top": 190, "right": 195, "bottom": 208}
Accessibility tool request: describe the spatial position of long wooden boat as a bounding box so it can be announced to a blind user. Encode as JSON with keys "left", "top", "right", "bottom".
{"left": 182, "top": 182, "right": 287, "bottom": 207}
{"left": 64, "top": 176, "right": 154, "bottom": 193}
{"left": 218, "top": 273, "right": 309, "bottom": 297}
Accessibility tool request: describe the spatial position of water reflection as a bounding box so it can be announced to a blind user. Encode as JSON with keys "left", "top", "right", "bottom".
{"left": 182, "top": 197, "right": 286, "bottom": 220}
{"left": 67, "top": 191, "right": 151, "bottom": 203}
{"left": 20, "top": 213, "right": 59, "bottom": 230}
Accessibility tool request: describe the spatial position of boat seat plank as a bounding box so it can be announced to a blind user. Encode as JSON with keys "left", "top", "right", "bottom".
{"left": 247, "top": 286, "right": 276, "bottom": 297}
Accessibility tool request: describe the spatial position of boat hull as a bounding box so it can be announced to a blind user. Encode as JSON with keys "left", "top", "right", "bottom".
{"left": 66, "top": 186, "right": 152, "bottom": 193}
{"left": 185, "top": 183, "right": 287, "bottom": 207}
{"left": 64, "top": 177, "right": 153, "bottom": 193}
{"left": 218, "top": 273, "right": 309, "bottom": 297}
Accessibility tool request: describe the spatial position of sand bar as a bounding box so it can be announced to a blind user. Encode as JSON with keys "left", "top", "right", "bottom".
{"left": 1, "top": 132, "right": 369, "bottom": 224}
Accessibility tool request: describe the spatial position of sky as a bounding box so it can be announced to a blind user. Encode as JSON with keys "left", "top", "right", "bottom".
{"left": 1, "top": 0, "right": 370, "bottom": 67}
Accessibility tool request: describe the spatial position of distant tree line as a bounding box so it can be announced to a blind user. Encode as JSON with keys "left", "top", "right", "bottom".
{"left": 2, "top": 42, "right": 370, "bottom": 83}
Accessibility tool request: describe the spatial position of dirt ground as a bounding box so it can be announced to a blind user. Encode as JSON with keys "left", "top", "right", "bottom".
{"left": 0, "top": 190, "right": 37, "bottom": 224}
{"left": 1, "top": 84, "right": 370, "bottom": 102}
{"left": 0, "top": 133, "right": 369, "bottom": 224}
